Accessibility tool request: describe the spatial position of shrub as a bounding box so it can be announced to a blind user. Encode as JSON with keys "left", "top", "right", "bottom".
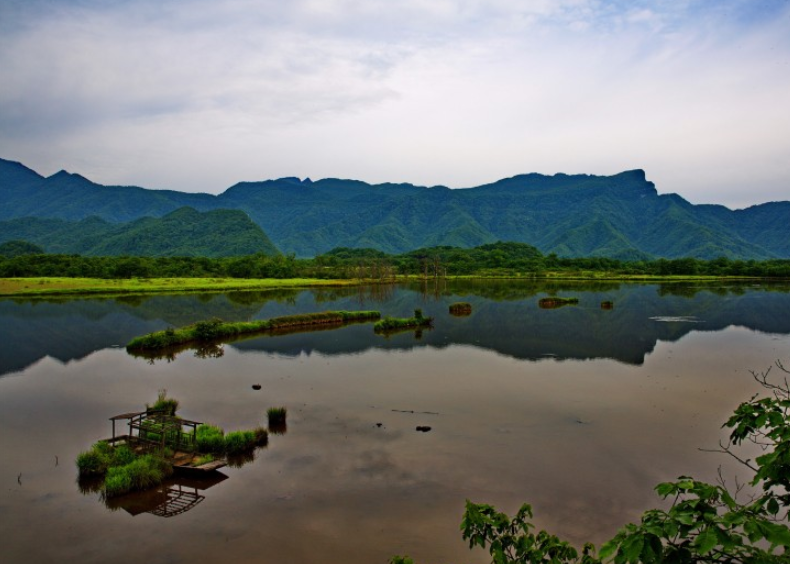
{"left": 224, "top": 430, "right": 257, "bottom": 455}
{"left": 147, "top": 389, "right": 179, "bottom": 415}
{"left": 104, "top": 467, "right": 133, "bottom": 498}
{"left": 196, "top": 424, "right": 225, "bottom": 453}
{"left": 76, "top": 449, "right": 108, "bottom": 476}
{"left": 193, "top": 318, "right": 223, "bottom": 340}
{"left": 102, "top": 454, "right": 171, "bottom": 498}
{"left": 111, "top": 445, "right": 136, "bottom": 466}
{"left": 76, "top": 441, "right": 114, "bottom": 476}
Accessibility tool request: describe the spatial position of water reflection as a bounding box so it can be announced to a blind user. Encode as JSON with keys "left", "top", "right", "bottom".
{"left": 1, "top": 284, "right": 788, "bottom": 564}
{"left": 80, "top": 472, "right": 229, "bottom": 517}
{"left": 2, "top": 281, "right": 790, "bottom": 377}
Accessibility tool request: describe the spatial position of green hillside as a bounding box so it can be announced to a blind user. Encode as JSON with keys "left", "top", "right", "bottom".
{"left": 0, "top": 207, "right": 279, "bottom": 257}
{"left": 1, "top": 157, "right": 788, "bottom": 259}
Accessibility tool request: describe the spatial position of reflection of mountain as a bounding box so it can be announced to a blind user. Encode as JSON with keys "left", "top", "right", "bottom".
{"left": 225, "top": 283, "right": 790, "bottom": 365}
{"left": 0, "top": 291, "right": 304, "bottom": 376}
{"left": 3, "top": 282, "right": 790, "bottom": 376}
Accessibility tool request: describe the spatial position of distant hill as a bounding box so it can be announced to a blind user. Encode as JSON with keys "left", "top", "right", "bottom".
{"left": 1, "top": 157, "right": 788, "bottom": 259}
{"left": 0, "top": 206, "right": 279, "bottom": 257}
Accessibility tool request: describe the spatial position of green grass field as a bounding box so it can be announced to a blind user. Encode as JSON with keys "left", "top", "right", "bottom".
{"left": 0, "top": 272, "right": 769, "bottom": 298}
{"left": 0, "top": 277, "right": 357, "bottom": 297}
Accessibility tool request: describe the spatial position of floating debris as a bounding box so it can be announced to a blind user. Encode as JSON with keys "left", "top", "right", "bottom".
{"left": 449, "top": 302, "right": 472, "bottom": 316}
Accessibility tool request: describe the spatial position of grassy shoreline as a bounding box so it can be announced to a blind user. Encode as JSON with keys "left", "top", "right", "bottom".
{"left": 0, "top": 276, "right": 358, "bottom": 298}
{"left": 0, "top": 273, "right": 778, "bottom": 298}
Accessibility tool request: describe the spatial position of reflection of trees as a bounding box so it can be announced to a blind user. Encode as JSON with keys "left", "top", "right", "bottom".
{"left": 655, "top": 282, "right": 787, "bottom": 298}
{"left": 226, "top": 289, "right": 300, "bottom": 306}
{"left": 406, "top": 279, "right": 623, "bottom": 302}
{"left": 354, "top": 283, "right": 395, "bottom": 307}
{"left": 419, "top": 279, "right": 449, "bottom": 302}
{"left": 375, "top": 326, "right": 431, "bottom": 340}
{"left": 194, "top": 343, "right": 224, "bottom": 359}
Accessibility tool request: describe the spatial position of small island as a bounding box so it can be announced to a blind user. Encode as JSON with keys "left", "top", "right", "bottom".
{"left": 77, "top": 392, "right": 275, "bottom": 498}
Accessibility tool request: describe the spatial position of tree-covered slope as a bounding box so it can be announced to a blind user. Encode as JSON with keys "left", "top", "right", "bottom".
{"left": 0, "top": 158, "right": 216, "bottom": 222}
{"left": 0, "top": 207, "right": 279, "bottom": 257}
{"left": 2, "top": 157, "right": 788, "bottom": 259}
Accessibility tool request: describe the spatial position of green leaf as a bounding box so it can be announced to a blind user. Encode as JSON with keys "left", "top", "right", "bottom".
{"left": 655, "top": 482, "right": 675, "bottom": 498}
{"left": 695, "top": 527, "right": 718, "bottom": 554}
{"left": 621, "top": 535, "right": 644, "bottom": 562}
{"left": 598, "top": 539, "right": 618, "bottom": 559}
{"left": 762, "top": 522, "right": 790, "bottom": 547}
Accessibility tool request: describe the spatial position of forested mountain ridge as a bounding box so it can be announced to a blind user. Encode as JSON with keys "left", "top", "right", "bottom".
{"left": 1, "top": 157, "right": 788, "bottom": 259}
{"left": 0, "top": 206, "right": 279, "bottom": 257}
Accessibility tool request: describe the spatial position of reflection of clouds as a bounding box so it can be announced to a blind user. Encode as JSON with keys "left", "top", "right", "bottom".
{"left": 276, "top": 406, "right": 416, "bottom": 488}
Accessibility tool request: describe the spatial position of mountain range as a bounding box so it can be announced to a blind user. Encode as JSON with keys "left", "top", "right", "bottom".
{"left": 1, "top": 157, "right": 788, "bottom": 259}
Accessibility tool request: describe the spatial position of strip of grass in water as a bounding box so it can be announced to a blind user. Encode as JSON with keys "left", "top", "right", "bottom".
{"left": 0, "top": 276, "right": 359, "bottom": 297}
{"left": 126, "top": 310, "right": 381, "bottom": 351}
{"left": 373, "top": 309, "right": 433, "bottom": 333}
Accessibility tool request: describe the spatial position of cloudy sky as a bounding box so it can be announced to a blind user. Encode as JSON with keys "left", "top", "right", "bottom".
{"left": 1, "top": 0, "right": 788, "bottom": 209}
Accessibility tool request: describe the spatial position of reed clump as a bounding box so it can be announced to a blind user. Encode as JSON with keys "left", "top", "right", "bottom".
{"left": 146, "top": 388, "right": 179, "bottom": 415}
{"left": 195, "top": 423, "right": 269, "bottom": 455}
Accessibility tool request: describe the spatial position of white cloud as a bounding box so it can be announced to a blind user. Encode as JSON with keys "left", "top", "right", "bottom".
{"left": 1, "top": 0, "right": 789, "bottom": 207}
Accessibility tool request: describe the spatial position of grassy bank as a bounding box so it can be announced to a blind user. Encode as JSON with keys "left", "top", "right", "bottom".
{"left": 127, "top": 310, "right": 382, "bottom": 351}
{"left": 0, "top": 276, "right": 358, "bottom": 298}
{"left": 1, "top": 273, "right": 778, "bottom": 298}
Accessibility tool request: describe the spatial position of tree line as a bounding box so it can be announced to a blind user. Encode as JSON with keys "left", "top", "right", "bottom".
{"left": 2, "top": 240, "right": 790, "bottom": 279}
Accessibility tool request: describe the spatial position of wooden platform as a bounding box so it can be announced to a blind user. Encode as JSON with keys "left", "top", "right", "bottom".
{"left": 171, "top": 452, "right": 227, "bottom": 472}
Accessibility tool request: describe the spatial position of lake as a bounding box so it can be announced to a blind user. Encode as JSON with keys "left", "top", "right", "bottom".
{"left": 1, "top": 280, "right": 789, "bottom": 563}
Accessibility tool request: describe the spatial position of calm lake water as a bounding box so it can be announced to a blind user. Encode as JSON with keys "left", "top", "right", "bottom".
{"left": 1, "top": 280, "right": 789, "bottom": 563}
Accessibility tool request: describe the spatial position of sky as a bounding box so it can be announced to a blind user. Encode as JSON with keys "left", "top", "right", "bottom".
{"left": 1, "top": 0, "right": 789, "bottom": 209}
